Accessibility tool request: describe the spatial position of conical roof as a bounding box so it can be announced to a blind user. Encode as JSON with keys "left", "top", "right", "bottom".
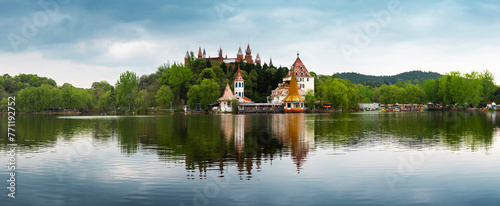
{"left": 256, "top": 53, "right": 261, "bottom": 61}
{"left": 234, "top": 66, "right": 244, "bottom": 82}
{"left": 282, "top": 71, "right": 304, "bottom": 102}
{"left": 237, "top": 47, "right": 243, "bottom": 55}
{"left": 218, "top": 82, "right": 236, "bottom": 102}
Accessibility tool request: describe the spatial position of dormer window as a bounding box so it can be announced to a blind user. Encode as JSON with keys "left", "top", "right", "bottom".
{"left": 295, "top": 72, "right": 298, "bottom": 75}
{"left": 300, "top": 66, "right": 303, "bottom": 70}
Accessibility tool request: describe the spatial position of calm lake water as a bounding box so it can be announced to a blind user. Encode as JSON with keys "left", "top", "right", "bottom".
{"left": 1, "top": 112, "right": 500, "bottom": 205}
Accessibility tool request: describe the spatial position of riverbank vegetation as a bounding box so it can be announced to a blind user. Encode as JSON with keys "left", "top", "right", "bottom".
{"left": 1, "top": 58, "right": 499, "bottom": 113}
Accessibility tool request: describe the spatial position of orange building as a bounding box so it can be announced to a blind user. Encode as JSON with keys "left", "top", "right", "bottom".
{"left": 282, "top": 71, "right": 305, "bottom": 113}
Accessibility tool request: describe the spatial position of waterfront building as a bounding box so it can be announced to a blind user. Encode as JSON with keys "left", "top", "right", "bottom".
{"left": 217, "top": 82, "right": 237, "bottom": 112}
{"left": 268, "top": 52, "right": 314, "bottom": 103}
{"left": 216, "top": 66, "right": 252, "bottom": 112}
{"left": 282, "top": 71, "right": 305, "bottom": 113}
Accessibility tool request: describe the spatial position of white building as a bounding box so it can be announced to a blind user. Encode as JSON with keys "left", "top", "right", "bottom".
{"left": 268, "top": 53, "right": 314, "bottom": 103}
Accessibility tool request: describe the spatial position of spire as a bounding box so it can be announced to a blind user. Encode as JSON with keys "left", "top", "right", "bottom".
{"left": 203, "top": 49, "right": 206, "bottom": 58}
{"left": 246, "top": 44, "right": 251, "bottom": 55}
{"left": 282, "top": 71, "right": 304, "bottom": 102}
{"left": 269, "top": 58, "right": 273, "bottom": 67}
{"left": 235, "top": 66, "right": 244, "bottom": 82}
{"left": 218, "top": 47, "right": 223, "bottom": 58}
{"left": 256, "top": 53, "right": 261, "bottom": 61}
{"left": 185, "top": 50, "right": 189, "bottom": 58}
{"left": 237, "top": 47, "right": 243, "bottom": 55}
{"left": 198, "top": 47, "right": 202, "bottom": 58}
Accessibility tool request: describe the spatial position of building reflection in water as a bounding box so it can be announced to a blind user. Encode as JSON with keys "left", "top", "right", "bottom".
{"left": 218, "top": 114, "right": 315, "bottom": 179}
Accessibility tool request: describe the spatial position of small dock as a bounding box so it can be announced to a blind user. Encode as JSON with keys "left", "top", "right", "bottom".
{"left": 237, "top": 103, "right": 284, "bottom": 113}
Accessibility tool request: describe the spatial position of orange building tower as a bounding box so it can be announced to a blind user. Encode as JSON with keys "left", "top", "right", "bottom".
{"left": 236, "top": 46, "right": 244, "bottom": 62}
{"left": 282, "top": 71, "right": 305, "bottom": 113}
{"left": 244, "top": 44, "right": 253, "bottom": 63}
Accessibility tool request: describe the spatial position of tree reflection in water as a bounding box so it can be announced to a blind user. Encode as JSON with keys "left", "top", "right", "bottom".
{"left": 1, "top": 112, "right": 498, "bottom": 178}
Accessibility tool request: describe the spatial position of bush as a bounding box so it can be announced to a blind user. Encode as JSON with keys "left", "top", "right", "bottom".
{"left": 174, "top": 106, "right": 185, "bottom": 112}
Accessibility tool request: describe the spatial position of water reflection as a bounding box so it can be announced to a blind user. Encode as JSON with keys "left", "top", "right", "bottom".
{"left": 1, "top": 112, "right": 498, "bottom": 170}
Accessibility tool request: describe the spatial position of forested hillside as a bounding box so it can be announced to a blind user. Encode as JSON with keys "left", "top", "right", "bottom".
{"left": 336, "top": 71, "right": 442, "bottom": 86}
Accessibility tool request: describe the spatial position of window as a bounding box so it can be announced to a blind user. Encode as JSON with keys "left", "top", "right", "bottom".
{"left": 307, "top": 78, "right": 309, "bottom": 82}
{"left": 287, "top": 103, "right": 291, "bottom": 108}
{"left": 235, "top": 83, "right": 237, "bottom": 88}
{"left": 301, "top": 72, "right": 304, "bottom": 76}
{"left": 295, "top": 72, "right": 298, "bottom": 75}
{"left": 300, "top": 66, "right": 303, "bottom": 70}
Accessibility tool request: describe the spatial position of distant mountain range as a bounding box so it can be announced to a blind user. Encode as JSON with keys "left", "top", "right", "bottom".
{"left": 335, "top": 70, "right": 442, "bottom": 86}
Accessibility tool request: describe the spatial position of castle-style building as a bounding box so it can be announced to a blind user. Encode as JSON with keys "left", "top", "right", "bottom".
{"left": 216, "top": 66, "right": 252, "bottom": 112}
{"left": 185, "top": 44, "right": 272, "bottom": 67}
{"left": 268, "top": 52, "right": 314, "bottom": 104}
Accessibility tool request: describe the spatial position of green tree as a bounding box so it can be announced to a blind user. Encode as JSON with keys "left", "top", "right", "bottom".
{"left": 155, "top": 85, "right": 174, "bottom": 108}
{"left": 0, "top": 98, "right": 7, "bottom": 112}
{"left": 135, "top": 89, "right": 153, "bottom": 113}
{"left": 115, "top": 71, "right": 139, "bottom": 110}
{"left": 187, "top": 79, "right": 220, "bottom": 111}
{"left": 161, "top": 64, "right": 192, "bottom": 104}
{"left": 98, "top": 91, "right": 116, "bottom": 111}
{"left": 305, "top": 90, "right": 316, "bottom": 111}
{"left": 92, "top": 80, "right": 113, "bottom": 99}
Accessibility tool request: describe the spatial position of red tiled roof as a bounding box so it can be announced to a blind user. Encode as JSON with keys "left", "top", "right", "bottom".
{"left": 235, "top": 66, "right": 244, "bottom": 81}
{"left": 218, "top": 83, "right": 235, "bottom": 102}
{"left": 241, "top": 96, "right": 251, "bottom": 102}
{"left": 286, "top": 56, "right": 312, "bottom": 78}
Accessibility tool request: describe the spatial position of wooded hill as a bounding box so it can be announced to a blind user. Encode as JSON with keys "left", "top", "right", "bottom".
{"left": 336, "top": 70, "right": 442, "bottom": 86}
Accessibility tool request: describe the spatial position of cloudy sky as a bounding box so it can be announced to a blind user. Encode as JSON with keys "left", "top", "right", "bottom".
{"left": 1, "top": 0, "right": 500, "bottom": 88}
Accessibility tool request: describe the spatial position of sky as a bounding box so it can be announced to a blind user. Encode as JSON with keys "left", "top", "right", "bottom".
{"left": 1, "top": 0, "right": 500, "bottom": 88}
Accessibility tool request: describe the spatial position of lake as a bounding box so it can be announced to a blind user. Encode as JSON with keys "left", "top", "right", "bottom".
{"left": 1, "top": 112, "right": 500, "bottom": 205}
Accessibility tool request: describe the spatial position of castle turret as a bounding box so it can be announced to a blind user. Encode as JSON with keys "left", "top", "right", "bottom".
{"left": 203, "top": 49, "right": 206, "bottom": 58}
{"left": 234, "top": 66, "right": 245, "bottom": 98}
{"left": 184, "top": 50, "right": 190, "bottom": 65}
{"left": 255, "top": 53, "right": 261, "bottom": 65}
{"left": 244, "top": 44, "right": 253, "bottom": 63}
{"left": 198, "top": 47, "right": 202, "bottom": 58}
{"left": 237, "top": 47, "right": 243, "bottom": 62}
{"left": 218, "top": 47, "right": 223, "bottom": 62}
